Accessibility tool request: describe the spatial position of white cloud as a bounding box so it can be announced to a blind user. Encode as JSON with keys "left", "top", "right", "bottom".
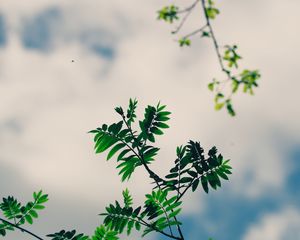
{"left": 0, "top": 0, "right": 300, "bottom": 239}
{"left": 243, "top": 207, "right": 300, "bottom": 240}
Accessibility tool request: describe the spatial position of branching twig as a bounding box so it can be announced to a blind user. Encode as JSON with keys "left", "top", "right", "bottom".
{"left": 173, "top": 0, "right": 200, "bottom": 34}
{"left": 182, "top": 25, "right": 208, "bottom": 39}
{"left": 119, "top": 114, "right": 182, "bottom": 239}
{"left": 200, "top": 0, "right": 232, "bottom": 79}
{"left": 119, "top": 113, "right": 185, "bottom": 240}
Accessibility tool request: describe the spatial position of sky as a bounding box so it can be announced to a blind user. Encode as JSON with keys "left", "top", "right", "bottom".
{"left": 0, "top": 0, "right": 300, "bottom": 239}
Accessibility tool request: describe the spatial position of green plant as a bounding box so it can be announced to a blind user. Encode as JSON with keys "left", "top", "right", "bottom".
{"left": 0, "top": 191, "right": 48, "bottom": 239}
{"left": 89, "top": 99, "right": 232, "bottom": 239}
{"left": 157, "top": 0, "right": 261, "bottom": 116}
{"left": 0, "top": 99, "right": 232, "bottom": 240}
{"left": 0, "top": 1, "right": 258, "bottom": 238}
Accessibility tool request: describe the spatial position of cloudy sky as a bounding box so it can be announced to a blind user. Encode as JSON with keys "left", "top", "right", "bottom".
{"left": 0, "top": 0, "right": 300, "bottom": 239}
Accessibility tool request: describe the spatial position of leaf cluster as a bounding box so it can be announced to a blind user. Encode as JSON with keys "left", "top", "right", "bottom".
{"left": 157, "top": 5, "right": 179, "bottom": 23}
{"left": 205, "top": 0, "right": 220, "bottom": 19}
{"left": 157, "top": 0, "right": 261, "bottom": 116}
{"left": 208, "top": 44, "right": 261, "bottom": 116}
{"left": 89, "top": 99, "right": 232, "bottom": 239}
{"left": 47, "top": 230, "right": 89, "bottom": 240}
{"left": 0, "top": 190, "right": 48, "bottom": 237}
{"left": 90, "top": 99, "right": 168, "bottom": 182}
{"left": 142, "top": 190, "right": 182, "bottom": 236}
{"left": 100, "top": 189, "right": 182, "bottom": 238}
{"left": 1, "top": 99, "right": 233, "bottom": 240}
{"left": 161, "top": 141, "right": 231, "bottom": 194}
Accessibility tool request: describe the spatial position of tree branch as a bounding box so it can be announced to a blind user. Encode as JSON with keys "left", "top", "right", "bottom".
{"left": 120, "top": 114, "right": 185, "bottom": 240}
{"left": 173, "top": 0, "right": 200, "bottom": 34}
{"left": 200, "top": 0, "right": 232, "bottom": 79}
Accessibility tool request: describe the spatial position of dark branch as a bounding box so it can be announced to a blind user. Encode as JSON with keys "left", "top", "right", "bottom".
{"left": 200, "top": 0, "right": 232, "bottom": 79}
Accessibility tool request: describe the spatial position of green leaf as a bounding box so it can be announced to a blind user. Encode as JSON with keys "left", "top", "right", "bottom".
{"left": 151, "top": 127, "right": 163, "bottom": 135}
{"left": 126, "top": 98, "right": 138, "bottom": 126}
{"left": 122, "top": 188, "right": 133, "bottom": 208}
{"left": 165, "top": 201, "right": 181, "bottom": 212}
{"left": 216, "top": 169, "right": 229, "bottom": 180}
{"left": 179, "top": 38, "right": 191, "bottom": 47}
{"left": 201, "top": 177, "right": 209, "bottom": 193}
{"left": 179, "top": 177, "right": 193, "bottom": 184}
{"left": 156, "top": 122, "right": 169, "bottom": 129}
{"left": 223, "top": 45, "right": 242, "bottom": 69}
{"left": 117, "top": 156, "right": 140, "bottom": 181}
{"left": 157, "top": 5, "right": 179, "bottom": 23}
{"left": 215, "top": 102, "right": 224, "bottom": 111}
{"left": 0, "top": 196, "right": 22, "bottom": 220}
{"left": 29, "top": 210, "right": 38, "bottom": 218}
{"left": 192, "top": 179, "right": 200, "bottom": 192}
{"left": 117, "top": 149, "right": 131, "bottom": 161}
{"left": 47, "top": 229, "right": 90, "bottom": 240}
{"left": 25, "top": 214, "right": 33, "bottom": 224}
{"left": 135, "top": 221, "right": 141, "bottom": 231}
{"left": 96, "top": 137, "right": 118, "bottom": 154}
{"left": 107, "top": 143, "right": 126, "bottom": 160}
{"left": 143, "top": 190, "right": 182, "bottom": 231}
{"left": 165, "top": 173, "right": 178, "bottom": 179}
{"left": 208, "top": 82, "right": 214, "bottom": 91}
{"left": 226, "top": 100, "right": 235, "bottom": 116}
{"left": 205, "top": 1, "right": 220, "bottom": 20}
{"left": 202, "top": 31, "right": 210, "bottom": 37}
{"left": 168, "top": 208, "right": 181, "bottom": 218}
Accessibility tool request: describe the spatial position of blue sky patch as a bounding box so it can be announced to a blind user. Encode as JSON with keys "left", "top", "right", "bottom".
{"left": 285, "top": 145, "right": 300, "bottom": 203}
{"left": 79, "top": 30, "right": 116, "bottom": 60}
{"left": 0, "top": 14, "right": 6, "bottom": 47}
{"left": 90, "top": 45, "right": 115, "bottom": 60}
{"left": 20, "top": 7, "right": 116, "bottom": 60}
{"left": 21, "top": 7, "right": 61, "bottom": 51}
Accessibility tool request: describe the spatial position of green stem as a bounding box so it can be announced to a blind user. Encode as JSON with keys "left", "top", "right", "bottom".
{"left": 120, "top": 114, "right": 185, "bottom": 239}
{"left": 200, "top": 0, "right": 232, "bottom": 79}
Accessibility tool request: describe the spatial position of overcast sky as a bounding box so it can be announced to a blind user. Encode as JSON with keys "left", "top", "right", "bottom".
{"left": 0, "top": 0, "right": 300, "bottom": 239}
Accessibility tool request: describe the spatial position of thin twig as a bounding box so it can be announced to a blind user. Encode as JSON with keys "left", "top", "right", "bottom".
{"left": 183, "top": 24, "right": 208, "bottom": 39}
{"left": 177, "top": 0, "right": 200, "bottom": 14}
{"left": 172, "top": 0, "right": 200, "bottom": 34}
{"left": 200, "top": 0, "right": 232, "bottom": 79}
{"left": 120, "top": 114, "right": 185, "bottom": 240}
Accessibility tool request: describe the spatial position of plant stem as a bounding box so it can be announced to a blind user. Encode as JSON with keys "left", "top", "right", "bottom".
{"left": 200, "top": 0, "right": 232, "bottom": 79}
{"left": 173, "top": 0, "right": 200, "bottom": 34}
{"left": 120, "top": 115, "right": 185, "bottom": 240}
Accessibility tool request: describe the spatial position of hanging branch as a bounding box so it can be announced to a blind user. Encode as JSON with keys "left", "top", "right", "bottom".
{"left": 157, "top": 0, "right": 261, "bottom": 116}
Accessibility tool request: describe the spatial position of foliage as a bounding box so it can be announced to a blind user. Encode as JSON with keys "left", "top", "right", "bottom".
{"left": 0, "top": 99, "right": 232, "bottom": 240}
{"left": 0, "top": 190, "right": 48, "bottom": 237}
{"left": 122, "top": 188, "right": 133, "bottom": 208}
{"left": 0, "top": 2, "right": 259, "bottom": 239}
{"left": 89, "top": 99, "right": 232, "bottom": 239}
{"left": 47, "top": 230, "right": 89, "bottom": 240}
{"left": 161, "top": 142, "right": 231, "bottom": 195}
{"left": 158, "top": 0, "right": 261, "bottom": 116}
{"left": 157, "top": 5, "right": 179, "bottom": 23}
{"left": 91, "top": 225, "right": 119, "bottom": 240}
{"left": 90, "top": 100, "right": 168, "bottom": 182}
